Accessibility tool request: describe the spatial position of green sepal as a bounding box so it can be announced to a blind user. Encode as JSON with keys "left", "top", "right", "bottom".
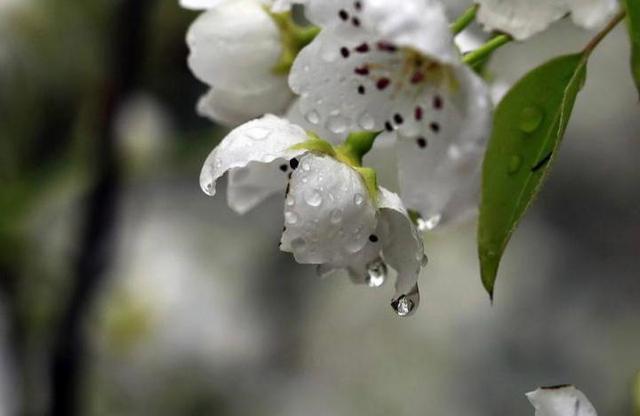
{"left": 289, "top": 133, "right": 337, "bottom": 157}
{"left": 266, "top": 9, "right": 320, "bottom": 75}
{"left": 354, "top": 166, "right": 379, "bottom": 204}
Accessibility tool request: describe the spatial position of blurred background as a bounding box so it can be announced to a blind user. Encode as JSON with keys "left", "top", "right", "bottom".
{"left": 0, "top": 0, "right": 639, "bottom": 415}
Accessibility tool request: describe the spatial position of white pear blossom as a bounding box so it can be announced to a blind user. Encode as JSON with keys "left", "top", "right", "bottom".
{"left": 527, "top": 385, "right": 598, "bottom": 416}
{"left": 475, "top": 0, "right": 620, "bottom": 41}
{"left": 185, "top": 0, "right": 294, "bottom": 126}
{"left": 200, "top": 115, "right": 426, "bottom": 315}
{"left": 289, "top": 0, "right": 492, "bottom": 229}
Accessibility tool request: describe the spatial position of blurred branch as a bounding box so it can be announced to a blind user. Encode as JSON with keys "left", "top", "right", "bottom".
{"left": 49, "top": 0, "right": 151, "bottom": 414}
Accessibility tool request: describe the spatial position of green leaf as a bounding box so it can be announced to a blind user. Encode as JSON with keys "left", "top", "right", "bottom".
{"left": 478, "top": 53, "right": 588, "bottom": 298}
{"left": 634, "top": 371, "right": 640, "bottom": 416}
{"left": 624, "top": 0, "right": 640, "bottom": 96}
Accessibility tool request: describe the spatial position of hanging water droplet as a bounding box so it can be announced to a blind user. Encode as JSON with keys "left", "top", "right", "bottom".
{"left": 394, "top": 296, "right": 414, "bottom": 317}
{"left": 507, "top": 155, "right": 523, "bottom": 175}
{"left": 358, "top": 112, "right": 375, "bottom": 130}
{"left": 366, "top": 259, "right": 387, "bottom": 288}
{"left": 304, "top": 189, "right": 323, "bottom": 207}
{"left": 417, "top": 214, "right": 441, "bottom": 231}
{"left": 327, "top": 115, "right": 348, "bottom": 134}
{"left": 330, "top": 208, "right": 343, "bottom": 224}
{"left": 285, "top": 211, "right": 299, "bottom": 225}
{"left": 519, "top": 106, "right": 544, "bottom": 133}
{"left": 353, "top": 193, "right": 364, "bottom": 206}
{"left": 202, "top": 180, "right": 214, "bottom": 195}
{"left": 247, "top": 127, "right": 270, "bottom": 140}
{"left": 305, "top": 110, "right": 320, "bottom": 125}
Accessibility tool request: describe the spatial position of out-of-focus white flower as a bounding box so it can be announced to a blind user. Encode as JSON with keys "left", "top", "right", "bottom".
{"left": 180, "top": 0, "right": 299, "bottom": 11}
{"left": 289, "top": 0, "right": 492, "bottom": 230}
{"left": 185, "top": 0, "right": 295, "bottom": 126}
{"left": 527, "top": 385, "right": 598, "bottom": 416}
{"left": 200, "top": 115, "right": 425, "bottom": 315}
{"left": 475, "top": 0, "right": 620, "bottom": 41}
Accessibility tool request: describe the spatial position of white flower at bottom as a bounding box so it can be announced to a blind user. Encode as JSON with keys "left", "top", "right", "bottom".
{"left": 526, "top": 385, "right": 598, "bottom": 416}
{"left": 200, "top": 115, "right": 425, "bottom": 315}
{"left": 475, "top": 0, "right": 620, "bottom": 41}
{"left": 186, "top": 0, "right": 293, "bottom": 126}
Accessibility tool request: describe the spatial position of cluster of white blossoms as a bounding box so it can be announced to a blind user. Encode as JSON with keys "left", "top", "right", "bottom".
{"left": 183, "top": 0, "right": 619, "bottom": 315}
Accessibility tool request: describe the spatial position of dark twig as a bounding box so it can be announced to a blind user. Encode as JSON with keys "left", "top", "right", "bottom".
{"left": 49, "top": 0, "right": 150, "bottom": 414}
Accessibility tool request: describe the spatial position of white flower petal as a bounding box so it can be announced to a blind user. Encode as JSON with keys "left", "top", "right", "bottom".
{"left": 187, "top": 0, "right": 283, "bottom": 89}
{"left": 197, "top": 82, "right": 293, "bottom": 127}
{"left": 180, "top": 0, "right": 226, "bottom": 10}
{"left": 200, "top": 115, "right": 309, "bottom": 197}
{"left": 303, "top": 0, "right": 455, "bottom": 62}
{"left": 271, "top": 0, "right": 304, "bottom": 12}
{"left": 396, "top": 64, "right": 491, "bottom": 228}
{"left": 476, "top": 0, "right": 565, "bottom": 40}
{"left": 566, "top": 0, "right": 620, "bottom": 30}
{"left": 226, "top": 162, "right": 290, "bottom": 214}
{"left": 280, "top": 154, "right": 377, "bottom": 264}
{"left": 377, "top": 188, "right": 424, "bottom": 310}
{"left": 284, "top": 99, "right": 346, "bottom": 144}
{"left": 476, "top": 0, "right": 620, "bottom": 40}
{"left": 526, "top": 386, "right": 598, "bottom": 416}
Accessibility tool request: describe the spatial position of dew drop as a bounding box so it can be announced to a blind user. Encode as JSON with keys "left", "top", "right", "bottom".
{"left": 507, "top": 155, "right": 523, "bottom": 175}
{"left": 417, "top": 214, "right": 441, "bottom": 231}
{"left": 421, "top": 254, "right": 429, "bottom": 267}
{"left": 330, "top": 208, "right": 343, "bottom": 224}
{"left": 302, "top": 161, "right": 311, "bottom": 171}
{"left": 366, "top": 258, "right": 387, "bottom": 288}
{"left": 285, "top": 211, "right": 299, "bottom": 225}
{"left": 247, "top": 127, "right": 270, "bottom": 141}
{"left": 358, "top": 112, "right": 375, "bottom": 130}
{"left": 305, "top": 110, "right": 320, "bottom": 125}
{"left": 202, "top": 180, "right": 214, "bottom": 195}
{"left": 519, "top": 106, "right": 544, "bottom": 133}
{"left": 304, "top": 189, "right": 323, "bottom": 207}
{"left": 353, "top": 193, "right": 365, "bottom": 206}
{"left": 327, "top": 115, "right": 348, "bottom": 134}
{"left": 394, "top": 296, "right": 414, "bottom": 317}
{"left": 285, "top": 195, "right": 295, "bottom": 207}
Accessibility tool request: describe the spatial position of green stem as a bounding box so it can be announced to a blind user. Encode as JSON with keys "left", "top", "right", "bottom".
{"left": 462, "top": 33, "right": 512, "bottom": 67}
{"left": 450, "top": 4, "right": 478, "bottom": 35}
{"left": 582, "top": 10, "right": 626, "bottom": 57}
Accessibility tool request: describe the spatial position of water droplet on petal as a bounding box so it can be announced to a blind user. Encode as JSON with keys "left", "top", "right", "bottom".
{"left": 285, "top": 211, "right": 299, "bottom": 225}
{"left": 247, "top": 127, "right": 270, "bottom": 140}
{"left": 203, "top": 180, "right": 214, "bottom": 195}
{"left": 353, "top": 193, "right": 364, "bottom": 206}
{"left": 508, "top": 155, "right": 523, "bottom": 175}
{"left": 358, "top": 112, "right": 375, "bottom": 130}
{"left": 285, "top": 195, "right": 295, "bottom": 207}
{"left": 301, "top": 161, "right": 311, "bottom": 171}
{"left": 304, "top": 189, "right": 323, "bottom": 207}
{"left": 519, "top": 106, "right": 544, "bottom": 133}
{"left": 327, "top": 115, "right": 348, "bottom": 134}
{"left": 417, "top": 214, "right": 441, "bottom": 231}
{"left": 366, "top": 259, "right": 387, "bottom": 288}
{"left": 291, "top": 237, "right": 306, "bottom": 250}
{"left": 305, "top": 110, "right": 320, "bottom": 125}
{"left": 330, "top": 208, "right": 343, "bottom": 224}
{"left": 421, "top": 254, "right": 429, "bottom": 267}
